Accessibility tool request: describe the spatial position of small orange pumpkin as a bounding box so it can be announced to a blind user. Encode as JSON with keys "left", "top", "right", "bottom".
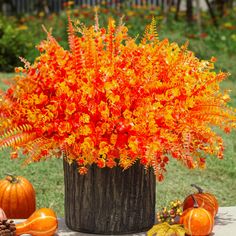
{"left": 15, "top": 208, "right": 58, "bottom": 236}
{"left": 180, "top": 195, "right": 214, "bottom": 236}
{"left": 0, "top": 174, "right": 36, "bottom": 219}
{"left": 183, "top": 184, "right": 218, "bottom": 217}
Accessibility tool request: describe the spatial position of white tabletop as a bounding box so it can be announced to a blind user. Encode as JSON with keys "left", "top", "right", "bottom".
{"left": 15, "top": 206, "right": 236, "bottom": 236}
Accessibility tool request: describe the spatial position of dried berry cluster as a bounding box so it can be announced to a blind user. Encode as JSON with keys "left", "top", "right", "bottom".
{"left": 0, "top": 220, "right": 16, "bottom": 236}
{"left": 157, "top": 200, "right": 183, "bottom": 224}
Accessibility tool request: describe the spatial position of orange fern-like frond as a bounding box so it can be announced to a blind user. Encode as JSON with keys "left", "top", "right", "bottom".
{"left": 150, "top": 159, "right": 160, "bottom": 176}
{"left": 192, "top": 72, "right": 228, "bottom": 96}
{"left": 68, "top": 16, "right": 76, "bottom": 53}
{"left": 23, "top": 137, "right": 55, "bottom": 164}
{"left": 107, "top": 18, "right": 115, "bottom": 63}
{"left": 67, "top": 17, "right": 84, "bottom": 71}
{"left": 41, "top": 25, "right": 59, "bottom": 45}
{"left": 119, "top": 156, "right": 137, "bottom": 170}
{"left": 0, "top": 124, "right": 33, "bottom": 139}
{"left": 189, "top": 101, "right": 236, "bottom": 125}
{"left": 60, "top": 142, "right": 70, "bottom": 158}
{"left": 94, "top": 8, "right": 100, "bottom": 31}
{"left": 0, "top": 132, "right": 36, "bottom": 150}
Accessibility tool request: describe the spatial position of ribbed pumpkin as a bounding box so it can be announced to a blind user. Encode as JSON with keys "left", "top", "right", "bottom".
{"left": 180, "top": 195, "right": 214, "bottom": 236}
{"left": 183, "top": 184, "right": 218, "bottom": 217}
{"left": 0, "top": 174, "right": 36, "bottom": 219}
{"left": 15, "top": 208, "right": 58, "bottom": 236}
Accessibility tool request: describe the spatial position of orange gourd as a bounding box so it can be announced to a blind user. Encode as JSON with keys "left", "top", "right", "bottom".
{"left": 180, "top": 195, "right": 214, "bottom": 236}
{"left": 183, "top": 184, "right": 218, "bottom": 217}
{"left": 15, "top": 208, "right": 58, "bottom": 236}
{"left": 0, "top": 174, "right": 36, "bottom": 219}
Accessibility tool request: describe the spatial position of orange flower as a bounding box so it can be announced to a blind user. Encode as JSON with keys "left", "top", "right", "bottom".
{"left": 65, "top": 103, "right": 76, "bottom": 115}
{"left": 58, "top": 121, "right": 72, "bottom": 135}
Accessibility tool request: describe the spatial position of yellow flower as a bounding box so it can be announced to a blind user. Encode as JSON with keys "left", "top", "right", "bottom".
{"left": 18, "top": 25, "right": 28, "bottom": 31}
{"left": 98, "top": 142, "right": 110, "bottom": 159}
{"left": 58, "top": 121, "right": 72, "bottom": 135}
{"left": 65, "top": 134, "right": 76, "bottom": 145}
{"left": 80, "top": 125, "right": 92, "bottom": 135}
{"left": 99, "top": 101, "right": 110, "bottom": 119}
{"left": 80, "top": 113, "right": 90, "bottom": 123}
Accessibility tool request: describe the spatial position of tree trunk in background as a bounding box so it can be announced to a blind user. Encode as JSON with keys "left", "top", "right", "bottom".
{"left": 228, "top": 0, "right": 234, "bottom": 8}
{"left": 63, "top": 159, "right": 156, "bottom": 234}
{"left": 175, "top": 0, "right": 181, "bottom": 20}
{"left": 215, "top": 0, "right": 225, "bottom": 17}
{"left": 196, "top": 0, "right": 202, "bottom": 34}
{"left": 186, "top": 0, "right": 193, "bottom": 23}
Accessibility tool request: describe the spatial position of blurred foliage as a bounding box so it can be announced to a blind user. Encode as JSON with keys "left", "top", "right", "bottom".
{"left": 0, "top": 15, "right": 32, "bottom": 72}
{"left": 0, "top": 6, "right": 236, "bottom": 74}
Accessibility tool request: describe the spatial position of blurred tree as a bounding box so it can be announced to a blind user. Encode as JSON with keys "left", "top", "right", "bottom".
{"left": 34, "top": 0, "right": 50, "bottom": 16}
{"left": 175, "top": 0, "right": 218, "bottom": 26}
{"left": 0, "top": 0, "right": 16, "bottom": 15}
{"left": 186, "top": 0, "right": 193, "bottom": 22}
{"left": 215, "top": 0, "right": 225, "bottom": 16}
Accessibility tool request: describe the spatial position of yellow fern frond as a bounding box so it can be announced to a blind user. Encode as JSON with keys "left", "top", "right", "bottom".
{"left": 142, "top": 17, "right": 159, "bottom": 44}
{"left": 119, "top": 156, "right": 137, "bottom": 170}
{"left": 150, "top": 17, "right": 159, "bottom": 40}
{"left": 182, "top": 130, "right": 191, "bottom": 153}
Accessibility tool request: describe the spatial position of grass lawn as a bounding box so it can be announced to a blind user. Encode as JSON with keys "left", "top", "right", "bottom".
{"left": 0, "top": 17, "right": 236, "bottom": 217}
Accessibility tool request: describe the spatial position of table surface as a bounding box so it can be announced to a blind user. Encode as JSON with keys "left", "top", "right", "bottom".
{"left": 15, "top": 206, "right": 236, "bottom": 236}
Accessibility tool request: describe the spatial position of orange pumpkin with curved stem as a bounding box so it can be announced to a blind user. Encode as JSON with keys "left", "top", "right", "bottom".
{"left": 0, "top": 174, "right": 36, "bottom": 219}
{"left": 15, "top": 208, "right": 58, "bottom": 236}
{"left": 180, "top": 195, "right": 214, "bottom": 236}
{"left": 183, "top": 184, "right": 218, "bottom": 217}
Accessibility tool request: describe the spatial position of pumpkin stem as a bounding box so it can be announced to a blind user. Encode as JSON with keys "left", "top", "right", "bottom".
{"left": 191, "top": 195, "right": 199, "bottom": 208}
{"left": 5, "top": 173, "right": 18, "bottom": 183}
{"left": 191, "top": 184, "right": 203, "bottom": 193}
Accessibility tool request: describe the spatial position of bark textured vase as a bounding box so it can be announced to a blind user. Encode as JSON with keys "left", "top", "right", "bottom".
{"left": 63, "top": 158, "right": 156, "bottom": 234}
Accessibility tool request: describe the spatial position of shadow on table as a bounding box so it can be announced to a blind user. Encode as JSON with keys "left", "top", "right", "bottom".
{"left": 215, "top": 211, "right": 236, "bottom": 226}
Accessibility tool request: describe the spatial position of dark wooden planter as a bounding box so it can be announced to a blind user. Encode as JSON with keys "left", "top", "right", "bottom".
{"left": 63, "top": 158, "right": 156, "bottom": 234}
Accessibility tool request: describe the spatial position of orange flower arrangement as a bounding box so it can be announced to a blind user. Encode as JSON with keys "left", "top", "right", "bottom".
{"left": 0, "top": 18, "right": 236, "bottom": 180}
